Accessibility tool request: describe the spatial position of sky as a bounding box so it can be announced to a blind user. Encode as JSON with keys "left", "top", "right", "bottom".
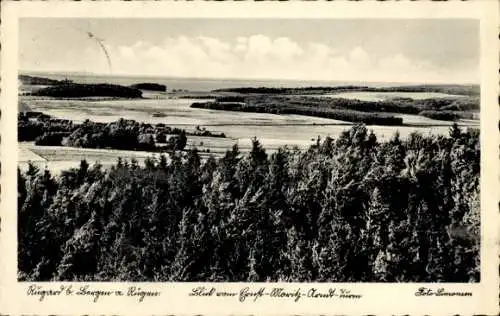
{"left": 19, "top": 18, "right": 479, "bottom": 83}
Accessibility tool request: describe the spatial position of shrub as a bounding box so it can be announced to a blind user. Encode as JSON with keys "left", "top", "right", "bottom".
{"left": 419, "top": 110, "right": 459, "bottom": 121}
{"left": 167, "top": 130, "right": 187, "bottom": 150}
{"left": 34, "top": 132, "right": 69, "bottom": 146}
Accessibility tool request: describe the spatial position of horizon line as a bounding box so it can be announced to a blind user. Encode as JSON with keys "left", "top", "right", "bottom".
{"left": 19, "top": 69, "right": 481, "bottom": 86}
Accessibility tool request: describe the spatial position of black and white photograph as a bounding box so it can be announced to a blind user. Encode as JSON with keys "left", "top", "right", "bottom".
{"left": 2, "top": 1, "right": 499, "bottom": 314}
{"left": 15, "top": 16, "right": 483, "bottom": 284}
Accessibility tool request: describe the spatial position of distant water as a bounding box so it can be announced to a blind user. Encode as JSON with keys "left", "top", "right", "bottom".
{"left": 22, "top": 71, "right": 421, "bottom": 92}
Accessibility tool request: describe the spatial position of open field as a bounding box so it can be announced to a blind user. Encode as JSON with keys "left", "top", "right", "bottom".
{"left": 18, "top": 141, "right": 225, "bottom": 174}
{"left": 19, "top": 119, "right": 474, "bottom": 175}
{"left": 21, "top": 96, "right": 348, "bottom": 125}
{"left": 19, "top": 133, "right": 316, "bottom": 175}
{"left": 388, "top": 113, "right": 479, "bottom": 125}
{"left": 19, "top": 142, "right": 158, "bottom": 174}
{"left": 322, "top": 91, "right": 467, "bottom": 101}
{"left": 18, "top": 137, "right": 310, "bottom": 175}
{"left": 21, "top": 94, "right": 478, "bottom": 128}
{"left": 19, "top": 92, "right": 480, "bottom": 175}
{"left": 19, "top": 80, "right": 480, "bottom": 174}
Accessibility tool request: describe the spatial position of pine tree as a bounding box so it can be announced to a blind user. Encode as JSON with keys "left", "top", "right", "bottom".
{"left": 56, "top": 213, "right": 100, "bottom": 280}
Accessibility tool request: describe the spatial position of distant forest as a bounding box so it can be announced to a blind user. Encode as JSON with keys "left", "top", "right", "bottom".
{"left": 18, "top": 124, "right": 480, "bottom": 282}
{"left": 129, "top": 83, "right": 167, "bottom": 92}
{"left": 192, "top": 101, "right": 404, "bottom": 125}
{"left": 19, "top": 75, "right": 166, "bottom": 94}
{"left": 31, "top": 83, "right": 143, "bottom": 99}
{"left": 213, "top": 84, "right": 480, "bottom": 96}
{"left": 192, "top": 94, "right": 479, "bottom": 124}
{"left": 19, "top": 74, "right": 69, "bottom": 86}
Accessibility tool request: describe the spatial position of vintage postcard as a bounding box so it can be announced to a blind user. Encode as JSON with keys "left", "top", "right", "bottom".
{"left": 0, "top": 1, "right": 498, "bottom": 315}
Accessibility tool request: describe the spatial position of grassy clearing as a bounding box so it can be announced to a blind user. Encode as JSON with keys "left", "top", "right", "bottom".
{"left": 27, "top": 144, "right": 155, "bottom": 161}
{"left": 18, "top": 139, "right": 225, "bottom": 174}
{"left": 322, "top": 91, "right": 467, "bottom": 101}
{"left": 20, "top": 96, "right": 350, "bottom": 126}
{"left": 19, "top": 143, "right": 158, "bottom": 175}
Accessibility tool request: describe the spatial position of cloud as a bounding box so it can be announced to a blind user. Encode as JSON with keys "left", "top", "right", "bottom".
{"left": 32, "top": 35, "right": 478, "bottom": 83}
{"left": 349, "top": 46, "right": 371, "bottom": 69}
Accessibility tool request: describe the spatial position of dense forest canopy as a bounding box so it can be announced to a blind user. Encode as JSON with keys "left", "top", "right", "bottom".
{"left": 129, "top": 83, "right": 167, "bottom": 92}
{"left": 30, "top": 83, "right": 143, "bottom": 99}
{"left": 192, "top": 93, "right": 478, "bottom": 123}
{"left": 18, "top": 124, "right": 480, "bottom": 282}
{"left": 191, "top": 101, "right": 404, "bottom": 125}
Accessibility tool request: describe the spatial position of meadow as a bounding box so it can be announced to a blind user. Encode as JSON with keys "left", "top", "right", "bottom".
{"left": 321, "top": 91, "right": 467, "bottom": 102}
{"left": 18, "top": 78, "right": 479, "bottom": 173}
{"left": 19, "top": 140, "right": 225, "bottom": 175}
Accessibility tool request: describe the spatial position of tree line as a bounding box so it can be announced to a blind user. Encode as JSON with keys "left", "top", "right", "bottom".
{"left": 129, "top": 83, "right": 167, "bottom": 92}
{"left": 191, "top": 100, "right": 404, "bottom": 125}
{"left": 19, "top": 114, "right": 226, "bottom": 151}
{"left": 19, "top": 115, "right": 188, "bottom": 151}
{"left": 192, "top": 94, "right": 478, "bottom": 123}
{"left": 213, "top": 84, "right": 479, "bottom": 96}
{"left": 18, "top": 124, "right": 480, "bottom": 282}
{"left": 31, "top": 83, "right": 143, "bottom": 99}
{"left": 19, "top": 74, "right": 68, "bottom": 86}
